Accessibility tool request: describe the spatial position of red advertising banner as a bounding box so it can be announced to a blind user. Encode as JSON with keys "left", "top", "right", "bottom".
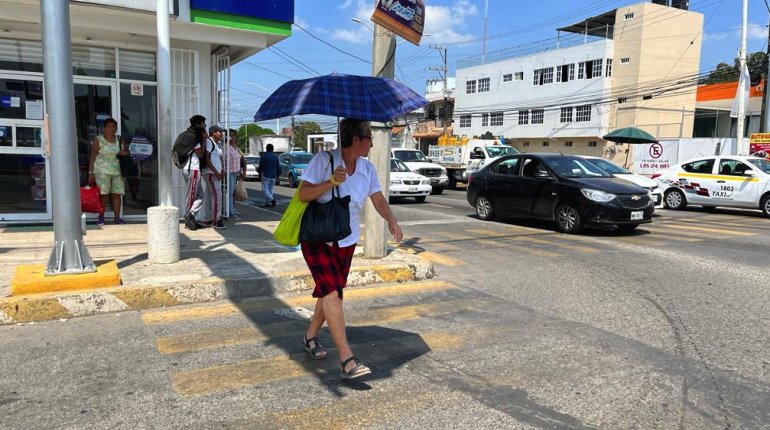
{"left": 371, "top": 0, "right": 425, "bottom": 46}
{"left": 749, "top": 133, "right": 770, "bottom": 158}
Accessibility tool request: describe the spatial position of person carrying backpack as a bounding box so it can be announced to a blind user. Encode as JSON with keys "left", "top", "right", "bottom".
{"left": 173, "top": 115, "right": 207, "bottom": 230}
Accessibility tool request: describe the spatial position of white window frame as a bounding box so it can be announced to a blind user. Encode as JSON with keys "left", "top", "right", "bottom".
{"left": 605, "top": 59, "right": 613, "bottom": 77}
{"left": 490, "top": 112, "right": 504, "bottom": 127}
{"left": 531, "top": 109, "right": 544, "bottom": 124}
{"left": 518, "top": 110, "right": 529, "bottom": 125}
{"left": 621, "top": 57, "right": 631, "bottom": 64}
{"left": 576, "top": 105, "right": 591, "bottom": 122}
{"left": 466, "top": 79, "right": 477, "bottom": 94}
{"left": 624, "top": 12, "right": 635, "bottom": 20}
{"left": 514, "top": 72, "right": 524, "bottom": 81}
{"left": 591, "top": 59, "right": 602, "bottom": 78}
{"left": 478, "top": 77, "right": 490, "bottom": 92}
{"left": 565, "top": 141, "right": 573, "bottom": 147}
{"left": 560, "top": 107, "right": 573, "bottom": 123}
{"left": 481, "top": 113, "right": 489, "bottom": 127}
{"left": 568, "top": 64, "right": 575, "bottom": 81}
{"left": 532, "top": 69, "right": 541, "bottom": 85}
{"left": 578, "top": 62, "right": 585, "bottom": 79}
{"left": 542, "top": 141, "right": 549, "bottom": 147}
{"left": 542, "top": 67, "right": 553, "bottom": 84}
{"left": 459, "top": 115, "right": 472, "bottom": 127}
{"left": 502, "top": 73, "right": 512, "bottom": 82}
{"left": 588, "top": 141, "right": 597, "bottom": 147}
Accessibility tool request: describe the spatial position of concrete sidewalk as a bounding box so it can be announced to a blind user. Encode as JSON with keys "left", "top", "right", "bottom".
{"left": 0, "top": 208, "right": 434, "bottom": 324}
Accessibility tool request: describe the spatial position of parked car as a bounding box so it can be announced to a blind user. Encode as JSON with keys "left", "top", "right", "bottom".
{"left": 391, "top": 149, "right": 448, "bottom": 194}
{"left": 653, "top": 155, "right": 770, "bottom": 217}
{"left": 581, "top": 156, "right": 664, "bottom": 209}
{"left": 466, "top": 153, "right": 654, "bottom": 233}
{"left": 243, "top": 155, "right": 260, "bottom": 181}
{"left": 277, "top": 151, "right": 313, "bottom": 188}
{"left": 389, "top": 158, "right": 431, "bottom": 203}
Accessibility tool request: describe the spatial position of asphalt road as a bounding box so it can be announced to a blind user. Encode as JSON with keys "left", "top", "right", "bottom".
{"left": 1, "top": 181, "right": 769, "bottom": 429}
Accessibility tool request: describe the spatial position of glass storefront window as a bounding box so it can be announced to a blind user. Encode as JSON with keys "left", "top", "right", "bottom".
{"left": 120, "top": 83, "right": 158, "bottom": 214}
{"left": 0, "top": 78, "right": 44, "bottom": 120}
{"left": 0, "top": 154, "right": 47, "bottom": 216}
{"left": 0, "top": 126, "right": 11, "bottom": 146}
{"left": 72, "top": 45, "right": 116, "bottom": 78}
{"left": 0, "top": 39, "right": 44, "bottom": 73}
{"left": 17, "top": 127, "right": 42, "bottom": 148}
{"left": 119, "top": 50, "right": 156, "bottom": 81}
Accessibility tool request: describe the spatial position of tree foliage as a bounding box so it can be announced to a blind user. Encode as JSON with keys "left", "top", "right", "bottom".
{"left": 701, "top": 52, "right": 768, "bottom": 85}
{"left": 292, "top": 122, "right": 322, "bottom": 150}
{"left": 236, "top": 124, "right": 274, "bottom": 153}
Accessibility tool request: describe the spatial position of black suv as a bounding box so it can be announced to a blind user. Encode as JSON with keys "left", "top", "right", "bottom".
{"left": 466, "top": 153, "right": 653, "bottom": 233}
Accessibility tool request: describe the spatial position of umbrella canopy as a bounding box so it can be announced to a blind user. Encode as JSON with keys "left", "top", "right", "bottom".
{"left": 253, "top": 73, "right": 428, "bottom": 123}
{"left": 602, "top": 127, "right": 658, "bottom": 144}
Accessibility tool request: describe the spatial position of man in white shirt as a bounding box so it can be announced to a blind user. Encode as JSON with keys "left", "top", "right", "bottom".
{"left": 200, "top": 125, "right": 226, "bottom": 229}
{"left": 182, "top": 115, "right": 206, "bottom": 231}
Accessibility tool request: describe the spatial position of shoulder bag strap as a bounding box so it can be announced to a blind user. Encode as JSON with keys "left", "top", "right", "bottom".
{"left": 327, "top": 151, "right": 339, "bottom": 198}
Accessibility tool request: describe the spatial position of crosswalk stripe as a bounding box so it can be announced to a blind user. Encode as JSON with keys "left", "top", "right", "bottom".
{"left": 142, "top": 280, "right": 456, "bottom": 325}
{"left": 613, "top": 236, "right": 675, "bottom": 247}
{"left": 511, "top": 235, "right": 600, "bottom": 253}
{"left": 171, "top": 331, "right": 463, "bottom": 396}
{"left": 525, "top": 248, "right": 564, "bottom": 258}
{"left": 417, "top": 251, "right": 465, "bottom": 266}
{"left": 655, "top": 223, "right": 754, "bottom": 236}
{"left": 155, "top": 297, "right": 482, "bottom": 355}
{"left": 466, "top": 228, "right": 504, "bottom": 236}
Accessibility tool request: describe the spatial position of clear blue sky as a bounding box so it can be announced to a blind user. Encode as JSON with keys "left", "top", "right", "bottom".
{"left": 229, "top": 0, "right": 770, "bottom": 131}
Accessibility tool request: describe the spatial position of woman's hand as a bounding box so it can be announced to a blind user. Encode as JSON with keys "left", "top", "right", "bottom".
{"left": 388, "top": 218, "right": 403, "bottom": 243}
{"left": 88, "top": 173, "right": 95, "bottom": 183}
{"left": 331, "top": 166, "right": 347, "bottom": 185}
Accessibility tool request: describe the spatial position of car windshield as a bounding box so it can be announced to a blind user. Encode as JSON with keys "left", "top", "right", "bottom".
{"left": 486, "top": 146, "right": 519, "bottom": 157}
{"left": 291, "top": 154, "right": 313, "bottom": 164}
{"left": 244, "top": 156, "right": 259, "bottom": 164}
{"left": 586, "top": 158, "right": 630, "bottom": 175}
{"left": 748, "top": 158, "right": 770, "bottom": 174}
{"left": 390, "top": 159, "right": 410, "bottom": 172}
{"left": 394, "top": 150, "right": 428, "bottom": 162}
{"left": 545, "top": 157, "right": 613, "bottom": 178}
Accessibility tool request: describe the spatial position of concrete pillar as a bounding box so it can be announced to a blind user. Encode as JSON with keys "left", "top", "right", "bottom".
{"left": 147, "top": 207, "right": 180, "bottom": 264}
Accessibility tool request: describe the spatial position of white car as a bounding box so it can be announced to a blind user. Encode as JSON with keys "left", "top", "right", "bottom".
{"left": 653, "top": 155, "right": 770, "bottom": 217}
{"left": 389, "top": 158, "right": 432, "bottom": 203}
{"left": 392, "top": 149, "right": 448, "bottom": 194}
{"left": 243, "top": 155, "right": 260, "bottom": 181}
{"left": 582, "top": 156, "right": 664, "bottom": 209}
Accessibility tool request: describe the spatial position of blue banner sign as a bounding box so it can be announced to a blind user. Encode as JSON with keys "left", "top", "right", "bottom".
{"left": 190, "top": 0, "right": 293, "bottom": 24}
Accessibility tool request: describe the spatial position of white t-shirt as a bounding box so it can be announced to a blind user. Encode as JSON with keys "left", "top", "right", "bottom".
{"left": 203, "top": 138, "right": 223, "bottom": 174}
{"left": 187, "top": 142, "right": 202, "bottom": 172}
{"left": 302, "top": 149, "right": 382, "bottom": 248}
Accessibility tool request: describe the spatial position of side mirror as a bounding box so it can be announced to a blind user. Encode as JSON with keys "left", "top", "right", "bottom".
{"left": 743, "top": 170, "right": 756, "bottom": 177}
{"left": 534, "top": 171, "right": 553, "bottom": 180}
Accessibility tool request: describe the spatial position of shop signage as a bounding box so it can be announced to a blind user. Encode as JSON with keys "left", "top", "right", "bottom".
{"left": 371, "top": 0, "right": 426, "bottom": 46}
{"left": 130, "top": 83, "right": 144, "bottom": 96}
{"left": 190, "top": 0, "right": 293, "bottom": 23}
{"left": 129, "top": 135, "right": 154, "bottom": 162}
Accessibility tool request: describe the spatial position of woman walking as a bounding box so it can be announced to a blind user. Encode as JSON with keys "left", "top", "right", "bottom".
{"left": 225, "top": 129, "right": 245, "bottom": 220}
{"left": 88, "top": 118, "right": 128, "bottom": 225}
{"left": 298, "top": 118, "right": 403, "bottom": 380}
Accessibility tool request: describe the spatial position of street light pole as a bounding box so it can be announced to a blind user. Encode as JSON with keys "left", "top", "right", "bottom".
{"left": 364, "top": 23, "right": 396, "bottom": 258}
{"left": 41, "top": 0, "right": 95, "bottom": 275}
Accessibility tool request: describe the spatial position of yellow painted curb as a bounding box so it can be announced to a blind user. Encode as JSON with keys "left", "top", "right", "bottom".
{"left": 10, "top": 260, "right": 122, "bottom": 296}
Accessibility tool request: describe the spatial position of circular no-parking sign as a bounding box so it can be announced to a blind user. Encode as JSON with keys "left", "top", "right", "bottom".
{"left": 649, "top": 143, "right": 663, "bottom": 159}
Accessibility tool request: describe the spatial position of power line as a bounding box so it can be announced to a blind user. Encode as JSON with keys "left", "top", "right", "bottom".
{"left": 269, "top": 46, "right": 321, "bottom": 76}
{"left": 240, "top": 60, "right": 297, "bottom": 80}
{"left": 292, "top": 22, "right": 372, "bottom": 65}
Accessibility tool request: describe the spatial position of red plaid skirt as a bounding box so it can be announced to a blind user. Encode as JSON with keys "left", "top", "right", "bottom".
{"left": 301, "top": 242, "right": 356, "bottom": 299}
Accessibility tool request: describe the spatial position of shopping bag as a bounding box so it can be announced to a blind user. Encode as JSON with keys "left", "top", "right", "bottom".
{"left": 298, "top": 188, "right": 351, "bottom": 244}
{"left": 80, "top": 182, "right": 104, "bottom": 214}
{"left": 273, "top": 183, "right": 308, "bottom": 247}
{"left": 234, "top": 178, "right": 248, "bottom": 202}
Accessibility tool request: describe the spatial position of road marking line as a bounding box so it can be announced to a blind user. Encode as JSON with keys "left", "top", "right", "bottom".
{"left": 156, "top": 298, "right": 482, "bottom": 355}
{"left": 399, "top": 218, "right": 478, "bottom": 226}
{"left": 465, "top": 228, "right": 505, "bottom": 236}
{"left": 142, "top": 280, "right": 456, "bottom": 325}
{"left": 417, "top": 251, "right": 465, "bottom": 266}
{"left": 525, "top": 249, "right": 564, "bottom": 258}
{"left": 512, "top": 236, "right": 600, "bottom": 253}
{"left": 171, "top": 331, "right": 463, "bottom": 396}
{"left": 426, "top": 203, "right": 452, "bottom": 209}
{"left": 656, "top": 223, "right": 754, "bottom": 236}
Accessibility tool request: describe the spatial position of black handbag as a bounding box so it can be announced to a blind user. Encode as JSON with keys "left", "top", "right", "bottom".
{"left": 299, "top": 152, "right": 352, "bottom": 244}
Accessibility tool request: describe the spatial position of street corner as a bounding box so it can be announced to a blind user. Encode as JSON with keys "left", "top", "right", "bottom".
{"left": 10, "top": 259, "right": 121, "bottom": 296}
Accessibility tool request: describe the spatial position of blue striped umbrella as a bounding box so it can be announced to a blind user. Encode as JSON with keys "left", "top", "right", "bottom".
{"left": 253, "top": 73, "right": 428, "bottom": 123}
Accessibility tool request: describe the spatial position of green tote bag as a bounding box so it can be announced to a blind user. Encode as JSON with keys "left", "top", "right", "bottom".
{"left": 273, "top": 183, "right": 309, "bottom": 247}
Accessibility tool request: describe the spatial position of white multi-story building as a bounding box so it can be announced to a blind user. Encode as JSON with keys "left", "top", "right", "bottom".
{"left": 452, "top": 1, "right": 703, "bottom": 164}
{"left": 0, "top": 0, "right": 292, "bottom": 223}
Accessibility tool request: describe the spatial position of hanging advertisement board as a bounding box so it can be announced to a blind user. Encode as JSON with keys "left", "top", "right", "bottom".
{"left": 371, "top": 0, "right": 425, "bottom": 46}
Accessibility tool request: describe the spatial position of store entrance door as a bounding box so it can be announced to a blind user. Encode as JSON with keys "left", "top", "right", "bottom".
{"left": 73, "top": 80, "right": 117, "bottom": 218}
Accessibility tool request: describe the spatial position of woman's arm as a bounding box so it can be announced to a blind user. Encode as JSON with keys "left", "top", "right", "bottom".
{"left": 88, "top": 138, "right": 100, "bottom": 179}
{"left": 118, "top": 137, "right": 129, "bottom": 156}
{"left": 369, "top": 191, "right": 403, "bottom": 242}
{"left": 297, "top": 166, "right": 347, "bottom": 202}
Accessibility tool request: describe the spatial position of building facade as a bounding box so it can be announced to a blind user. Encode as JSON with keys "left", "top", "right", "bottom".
{"left": 0, "top": 0, "right": 292, "bottom": 223}
{"left": 452, "top": 1, "right": 702, "bottom": 166}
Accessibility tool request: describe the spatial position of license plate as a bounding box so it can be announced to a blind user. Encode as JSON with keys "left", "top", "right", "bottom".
{"left": 631, "top": 211, "right": 643, "bottom": 221}
{"left": 408, "top": 186, "right": 417, "bottom": 192}
{"left": 430, "top": 179, "right": 438, "bottom": 184}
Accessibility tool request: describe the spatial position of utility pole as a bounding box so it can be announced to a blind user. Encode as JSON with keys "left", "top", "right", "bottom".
{"left": 291, "top": 115, "right": 296, "bottom": 148}
{"left": 482, "top": 0, "right": 489, "bottom": 64}
{"left": 737, "top": 0, "right": 749, "bottom": 155}
{"left": 41, "top": 0, "right": 95, "bottom": 275}
{"left": 763, "top": 15, "right": 770, "bottom": 133}
{"left": 146, "top": 0, "right": 180, "bottom": 264}
{"left": 429, "top": 46, "right": 449, "bottom": 140}
{"left": 364, "top": 23, "right": 396, "bottom": 258}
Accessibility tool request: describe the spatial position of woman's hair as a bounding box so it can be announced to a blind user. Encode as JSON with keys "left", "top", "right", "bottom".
{"left": 103, "top": 118, "right": 118, "bottom": 128}
{"left": 339, "top": 118, "right": 370, "bottom": 148}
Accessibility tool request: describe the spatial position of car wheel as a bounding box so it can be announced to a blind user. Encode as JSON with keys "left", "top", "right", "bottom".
{"left": 415, "top": 196, "right": 427, "bottom": 203}
{"left": 555, "top": 203, "right": 583, "bottom": 234}
{"left": 431, "top": 186, "right": 444, "bottom": 195}
{"left": 475, "top": 195, "right": 494, "bottom": 221}
{"left": 617, "top": 223, "right": 639, "bottom": 233}
{"left": 664, "top": 189, "right": 686, "bottom": 210}
{"left": 289, "top": 174, "right": 298, "bottom": 188}
{"left": 761, "top": 194, "right": 770, "bottom": 217}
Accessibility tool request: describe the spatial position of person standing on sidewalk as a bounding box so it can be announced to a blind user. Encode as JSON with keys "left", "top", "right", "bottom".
{"left": 181, "top": 115, "right": 207, "bottom": 230}
{"left": 257, "top": 143, "right": 281, "bottom": 207}
{"left": 201, "top": 125, "right": 225, "bottom": 229}
{"left": 88, "top": 117, "right": 129, "bottom": 225}
{"left": 225, "top": 129, "right": 245, "bottom": 220}
{"left": 298, "top": 118, "right": 403, "bottom": 380}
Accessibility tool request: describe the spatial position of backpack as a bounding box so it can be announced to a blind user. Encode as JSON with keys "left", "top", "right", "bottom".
{"left": 172, "top": 128, "right": 207, "bottom": 169}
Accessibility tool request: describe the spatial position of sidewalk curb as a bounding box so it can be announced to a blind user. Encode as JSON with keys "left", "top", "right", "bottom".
{"left": 0, "top": 260, "right": 435, "bottom": 325}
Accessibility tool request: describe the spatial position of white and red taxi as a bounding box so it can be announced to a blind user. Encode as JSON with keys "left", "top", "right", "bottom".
{"left": 653, "top": 156, "right": 770, "bottom": 217}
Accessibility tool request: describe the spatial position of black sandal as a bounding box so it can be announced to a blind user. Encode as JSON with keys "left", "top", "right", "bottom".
{"left": 340, "top": 356, "right": 371, "bottom": 380}
{"left": 303, "top": 335, "right": 328, "bottom": 360}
